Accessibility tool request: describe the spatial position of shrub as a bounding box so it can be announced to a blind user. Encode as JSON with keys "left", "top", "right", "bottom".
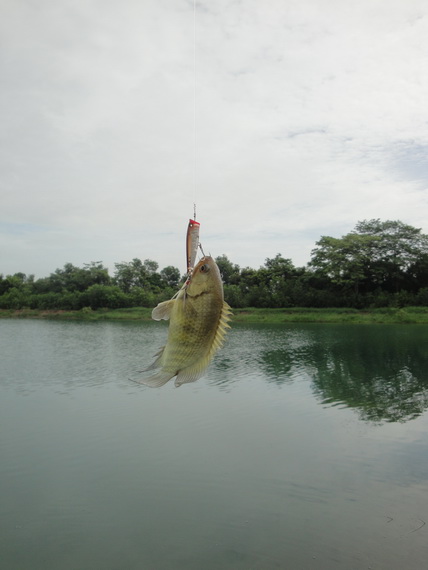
{"left": 80, "top": 285, "right": 128, "bottom": 309}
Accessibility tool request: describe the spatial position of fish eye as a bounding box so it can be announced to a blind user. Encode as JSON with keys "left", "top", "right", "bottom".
{"left": 200, "top": 264, "right": 210, "bottom": 273}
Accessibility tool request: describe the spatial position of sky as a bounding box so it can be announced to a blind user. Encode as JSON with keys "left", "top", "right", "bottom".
{"left": 1, "top": 0, "right": 428, "bottom": 279}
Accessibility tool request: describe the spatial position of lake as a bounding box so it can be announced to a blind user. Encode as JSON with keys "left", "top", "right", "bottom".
{"left": 1, "top": 319, "right": 428, "bottom": 569}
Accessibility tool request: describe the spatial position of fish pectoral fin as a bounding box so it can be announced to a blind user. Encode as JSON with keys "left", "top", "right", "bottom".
{"left": 151, "top": 300, "right": 175, "bottom": 321}
{"left": 134, "top": 369, "right": 176, "bottom": 388}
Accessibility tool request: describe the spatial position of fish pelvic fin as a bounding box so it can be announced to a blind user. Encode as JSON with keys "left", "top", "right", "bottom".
{"left": 135, "top": 369, "right": 176, "bottom": 388}
{"left": 141, "top": 346, "right": 165, "bottom": 372}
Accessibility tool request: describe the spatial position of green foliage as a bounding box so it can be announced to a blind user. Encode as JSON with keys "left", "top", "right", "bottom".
{"left": 80, "top": 285, "right": 128, "bottom": 309}
{"left": 113, "top": 258, "right": 148, "bottom": 292}
{"left": 128, "top": 287, "right": 156, "bottom": 308}
{"left": 223, "top": 284, "right": 246, "bottom": 308}
{"left": 0, "top": 287, "right": 26, "bottom": 309}
{"left": 215, "top": 255, "right": 240, "bottom": 284}
{"left": 113, "top": 258, "right": 164, "bottom": 292}
{"left": 3, "top": 219, "right": 428, "bottom": 311}
{"left": 160, "top": 266, "right": 180, "bottom": 288}
{"left": 417, "top": 287, "right": 428, "bottom": 305}
{"left": 310, "top": 219, "right": 428, "bottom": 297}
{"left": 48, "top": 262, "right": 111, "bottom": 293}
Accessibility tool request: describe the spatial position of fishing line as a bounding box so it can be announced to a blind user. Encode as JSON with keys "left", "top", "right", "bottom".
{"left": 193, "top": 0, "right": 197, "bottom": 213}
{"left": 184, "top": 0, "right": 201, "bottom": 275}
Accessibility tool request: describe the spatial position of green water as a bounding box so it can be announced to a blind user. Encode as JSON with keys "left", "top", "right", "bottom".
{"left": 1, "top": 319, "right": 428, "bottom": 569}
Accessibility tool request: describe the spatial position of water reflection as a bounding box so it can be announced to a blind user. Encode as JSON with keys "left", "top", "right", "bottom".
{"left": 247, "top": 324, "right": 428, "bottom": 423}
{"left": 2, "top": 320, "right": 428, "bottom": 423}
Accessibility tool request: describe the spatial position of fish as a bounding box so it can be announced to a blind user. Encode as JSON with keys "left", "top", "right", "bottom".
{"left": 186, "top": 218, "right": 200, "bottom": 274}
{"left": 138, "top": 256, "right": 232, "bottom": 388}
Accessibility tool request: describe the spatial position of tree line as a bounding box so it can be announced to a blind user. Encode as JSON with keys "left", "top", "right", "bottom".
{"left": 2, "top": 219, "right": 428, "bottom": 311}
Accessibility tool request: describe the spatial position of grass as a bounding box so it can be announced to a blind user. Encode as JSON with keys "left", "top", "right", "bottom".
{"left": 0, "top": 307, "right": 153, "bottom": 321}
{"left": 232, "top": 307, "right": 428, "bottom": 324}
{"left": 2, "top": 306, "right": 428, "bottom": 324}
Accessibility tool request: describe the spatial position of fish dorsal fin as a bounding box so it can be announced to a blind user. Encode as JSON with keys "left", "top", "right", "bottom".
{"left": 175, "top": 301, "right": 232, "bottom": 387}
{"left": 151, "top": 299, "right": 175, "bottom": 321}
{"left": 208, "top": 301, "right": 232, "bottom": 358}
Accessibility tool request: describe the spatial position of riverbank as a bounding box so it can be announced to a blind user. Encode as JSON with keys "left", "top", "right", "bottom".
{"left": 2, "top": 306, "right": 428, "bottom": 323}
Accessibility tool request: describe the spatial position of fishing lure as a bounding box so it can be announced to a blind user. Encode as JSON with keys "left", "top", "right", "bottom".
{"left": 186, "top": 218, "right": 200, "bottom": 274}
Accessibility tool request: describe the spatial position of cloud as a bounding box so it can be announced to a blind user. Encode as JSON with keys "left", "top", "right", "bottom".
{"left": 1, "top": 0, "right": 428, "bottom": 277}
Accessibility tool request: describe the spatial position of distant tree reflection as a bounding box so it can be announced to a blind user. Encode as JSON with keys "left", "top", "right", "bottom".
{"left": 259, "top": 326, "right": 428, "bottom": 423}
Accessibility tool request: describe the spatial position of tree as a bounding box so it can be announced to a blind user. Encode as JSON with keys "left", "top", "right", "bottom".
{"left": 215, "top": 255, "right": 240, "bottom": 285}
{"left": 113, "top": 258, "right": 148, "bottom": 292}
{"left": 263, "top": 254, "right": 295, "bottom": 277}
{"left": 354, "top": 220, "right": 428, "bottom": 291}
{"left": 160, "top": 266, "right": 181, "bottom": 288}
{"left": 113, "top": 258, "right": 161, "bottom": 292}
{"left": 310, "top": 220, "right": 428, "bottom": 296}
{"left": 46, "top": 262, "right": 110, "bottom": 293}
{"left": 310, "top": 234, "right": 376, "bottom": 294}
{"left": 408, "top": 253, "right": 428, "bottom": 291}
{"left": 143, "top": 259, "right": 158, "bottom": 275}
{"left": 82, "top": 262, "right": 111, "bottom": 288}
{"left": 0, "top": 273, "right": 26, "bottom": 295}
{"left": 80, "top": 284, "right": 128, "bottom": 309}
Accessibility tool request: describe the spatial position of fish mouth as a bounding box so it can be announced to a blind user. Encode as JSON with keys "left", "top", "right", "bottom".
{"left": 186, "top": 290, "right": 209, "bottom": 299}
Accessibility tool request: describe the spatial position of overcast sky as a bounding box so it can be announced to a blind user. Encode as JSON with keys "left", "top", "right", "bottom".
{"left": 1, "top": 0, "right": 428, "bottom": 278}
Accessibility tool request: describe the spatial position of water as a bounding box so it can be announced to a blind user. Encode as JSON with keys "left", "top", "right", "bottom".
{"left": 1, "top": 319, "right": 428, "bottom": 569}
